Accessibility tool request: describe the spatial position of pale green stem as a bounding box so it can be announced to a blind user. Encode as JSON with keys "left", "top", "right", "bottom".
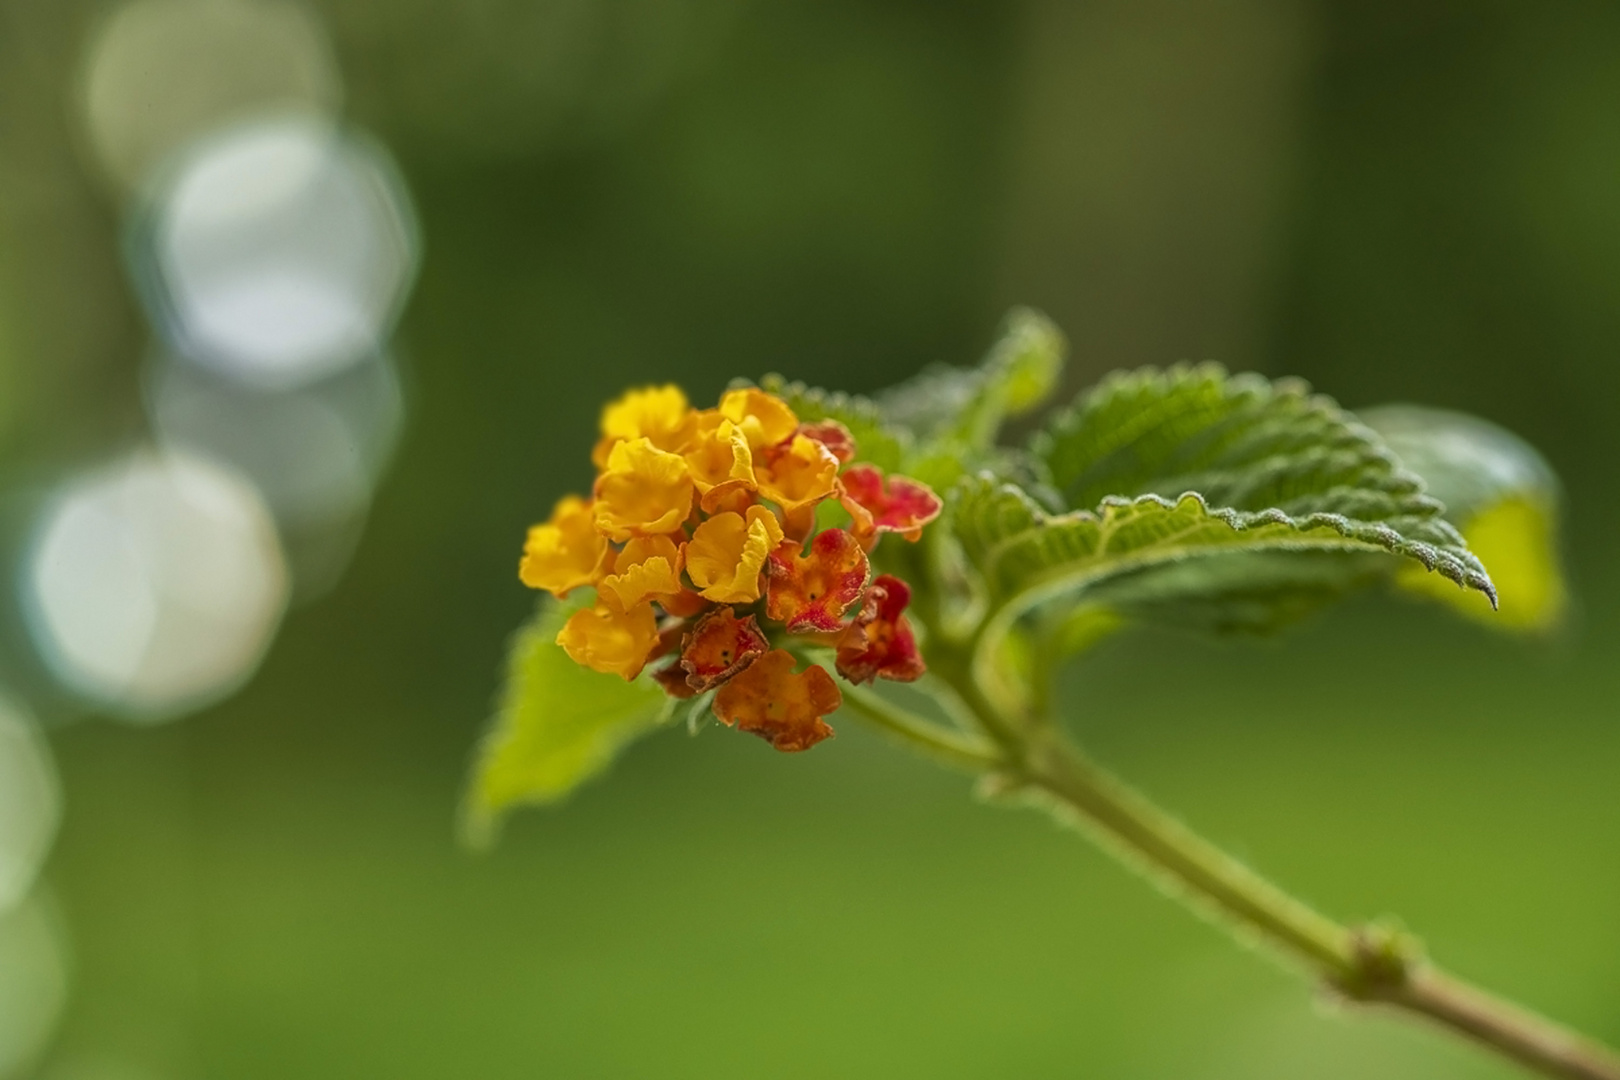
{"left": 910, "top": 640, "right": 1620, "bottom": 1080}
{"left": 1016, "top": 734, "right": 1620, "bottom": 1080}
{"left": 836, "top": 682, "right": 1001, "bottom": 772}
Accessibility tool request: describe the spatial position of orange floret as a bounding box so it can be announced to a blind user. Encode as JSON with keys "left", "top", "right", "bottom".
{"left": 556, "top": 602, "right": 660, "bottom": 680}
{"left": 679, "top": 607, "right": 769, "bottom": 691}
{"left": 683, "top": 415, "right": 757, "bottom": 512}
{"left": 686, "top": 505, "right": 785, "bottom": 603}
{"left": 712, "top": 650, "right": 841, "bottom": 752}
{"left": 718, "top": 388, "right": 799, "bottom": 451}
{"left": 796, "top": 419, "right": 857, "bottom": 464}
{"left": 594, "top": 437, "right": 695, "bottom": 540}
{"left": 757, "top": 433, "right": 841, "bottom": 537}
{"left": 836, "top": 574, "right": 925, "bottom": 685}
{"left": 838, "top": 464, "right": 943, "bottom": 543}
{"left": 597, "top": 535, "right": 685, "bottom": 610}
{"left": 519, "top": 495, "right": 608, "bottom": 596}
{"left": 766, "top": 528, "right": 870, "bottom": 633}
{"left": 592, "top": 384, "right": 699, "bottom": 466}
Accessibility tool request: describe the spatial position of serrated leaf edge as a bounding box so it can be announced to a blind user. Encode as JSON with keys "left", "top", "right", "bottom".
{"left": 960, "top": 476, "right": 1498, "bottom": 619}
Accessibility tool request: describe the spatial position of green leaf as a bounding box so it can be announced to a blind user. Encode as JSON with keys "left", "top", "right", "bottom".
{"left": 953, "top": 365, "right": 1497, "bottom": 641}
{"left": 462, "top": 596, "right": 672, "bottom": 847}
{"left": 1362, "top": 405, "right": 1566, "bottom": 632}
{"left": 955, "top": 482, "right": 1494, "bottom": 624}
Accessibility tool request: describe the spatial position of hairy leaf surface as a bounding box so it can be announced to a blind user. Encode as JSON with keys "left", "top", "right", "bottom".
{"left": 955, "top": 481, "right": 1494, "bottom": 622}
{"left": 956, "top": 366, "right": 1497, "bottom": 636}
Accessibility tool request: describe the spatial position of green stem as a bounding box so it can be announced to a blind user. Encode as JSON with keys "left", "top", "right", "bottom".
{"left": 1007, "top": 727, "right": 1620, "bottom": 1080}
{"left": 836, "top": 682, "right": 1002, "bottom": 772}
{"left": 916, "top": 594, "right": 1620, "bottom": 1077}
{"left": 1022, "top": 734, "right": 1355, "bottom": 972}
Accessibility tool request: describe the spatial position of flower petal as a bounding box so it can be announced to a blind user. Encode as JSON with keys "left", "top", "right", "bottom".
{"left": 683, "top": 417, "right": 758, "bottom": 512}
{"left": 652, "top": 660, "right": 699, "bottom": 699}
{"left": 757, "top": 434, "right": 840, "bottom": 517}
{"left": 598, "top": 535, "right": 685, "bottom": 610}
{"left": 556, "top": 602, "right": 660, "bottom": 680}
{"left": 593, "top": 385, "right": 698, "bottom": 466}
{"left": 838, "top": 464, "right": 942, "bottom": 542}
{"left": 836, "top": 574, "right": 925, "bottom": 684}
{"left": 712, "top": 650, "right": 841, "bottom": 752}
{"left": 766, "top": 528, "right": 870, "bottom": 633}
{"left": 679, "top": 606, "right": 769, "bottom": 691}
{"left": 718, "top": 388, "right": 799, "bottom": 451}
{"left": 686, "top": 506, "right": 785, "bottom": 603}
{"left": 796, "top": 419, "right": 856, "bottom": 464}
{"left": 519, "top": 495, "right": 608, "bottom": 596}
{"left": 594, "top": 438, "right": 695, "bottom": 540}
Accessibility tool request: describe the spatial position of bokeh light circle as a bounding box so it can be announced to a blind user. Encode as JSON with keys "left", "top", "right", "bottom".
{"left": 79, "top": 0, "right": 341, "bottom": 191}
{"left": 136, "top": 116, "right": 419, "bottom": 390}
{"left": 23, "top": 450, "right": 288, "bottom": 722}
{"left": 0, "top": 700, "right": 59, "bottom": 915}
{"left": 145, "top": 349, "right": 404, "bottom": 529}
{"left": 0, "top": 896, "right": 69, "bottom": 1078}
{"left": 144, "top": 348, "right": 406, "bottom": 599}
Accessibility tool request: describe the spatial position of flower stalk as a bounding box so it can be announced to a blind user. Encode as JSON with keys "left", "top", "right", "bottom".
{"left": 851, "top": 644, "right": 1620, "bottom": 1080}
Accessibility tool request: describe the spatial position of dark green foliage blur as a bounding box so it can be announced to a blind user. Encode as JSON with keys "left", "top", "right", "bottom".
{"left": 2, "top": 2, "right": 1617, "bottom": 1077}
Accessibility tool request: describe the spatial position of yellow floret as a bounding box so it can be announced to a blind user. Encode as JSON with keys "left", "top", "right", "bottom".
{"left": 593, "top": 438, "right": 695, "bottom": 540}
{"left": 598, "top": 535, "right": 685, "bottom": 611}
{"left": 556, "top": 602, "right": 660, "bottom": 680}
{"left": 592, "top": 384, "right": 698, "bottom": 467}
{"left": 684, "top": 415, "right": 757, "bottom": 512}
{"left": 758, "top": 433, "right": 840, "bottom": 513}
{"left": 518, "top": 495, "right": 608, "bottom": 596}
{"left": 685, "top": 505, "right": 785, "bottom": 604}
{"left": 718, "top": 388, "right": 798, "bottom": 451}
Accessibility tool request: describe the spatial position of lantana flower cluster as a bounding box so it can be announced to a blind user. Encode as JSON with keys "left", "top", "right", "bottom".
{"left": 520, "top": 385, "right": 942, "bottom": 751}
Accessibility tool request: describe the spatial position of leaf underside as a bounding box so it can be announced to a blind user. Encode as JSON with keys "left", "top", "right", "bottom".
{"left": 1362, "top": 404, "right": 1565, "bottom": 631}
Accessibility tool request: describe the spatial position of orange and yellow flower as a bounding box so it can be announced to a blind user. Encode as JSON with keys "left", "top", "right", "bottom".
{"left": 766, "top": 528, "right": 870, "bottom": 633}
{"left": 593, "top": 438, "right": 695, "bottom": 540}
{"left": 593, "top": 385, "right": 699, "bottom": 466}
{"left": 686, "top": 505, "right": 783, "bottom": 604}
{"left": 836, "top": 574, "right": 925, "bottom": 684}
{"left": 517, "top": 382, "right": 941, "bottom": 751}
{"left": 519, "top": 495, "right": 608, "bottom": 596}
{"left": 713, "top": 650, "right": 841, "bottom": 752}
{"left": 556, "top": 602, "right": 660, "bottom": 680}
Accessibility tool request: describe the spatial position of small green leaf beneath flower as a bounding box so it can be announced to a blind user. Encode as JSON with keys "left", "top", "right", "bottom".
{"left": 463, "top": 596, "right": 672, "bottom": 847}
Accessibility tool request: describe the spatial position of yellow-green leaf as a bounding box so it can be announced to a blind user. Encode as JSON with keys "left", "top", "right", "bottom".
{"left": 463, "top": 596, "right": 671, "bottom": 847}
{"left": 1363, "top": 405, "right": 1566, "bottom": 632}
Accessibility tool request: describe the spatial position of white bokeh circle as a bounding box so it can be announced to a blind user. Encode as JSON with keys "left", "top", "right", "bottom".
{"left": 79, "top": 0, "right": 341, "bottom": 191}
{"left": 0, "top": 700, "right": 59, "bottom": 916}
{"left": 138, "top": 116, "right": 418, "bottom": 390}
{"left": 23, "top": 450, "right": 288, "bottom": 722}
{"left": 0, "top": 895, "right": 69, "bottom": 1078}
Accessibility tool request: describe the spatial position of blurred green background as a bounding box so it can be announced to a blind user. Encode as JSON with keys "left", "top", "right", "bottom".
{"left": 2, "top": 1, "right": 1618, "bottom": 1077}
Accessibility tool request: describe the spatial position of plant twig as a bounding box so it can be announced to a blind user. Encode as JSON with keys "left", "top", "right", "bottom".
{"left": 1013, "top": 731, "right": 1620, "bottom": 1080}
{"left": 836, "top": 681, "right": 1002, "bottom": 772}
